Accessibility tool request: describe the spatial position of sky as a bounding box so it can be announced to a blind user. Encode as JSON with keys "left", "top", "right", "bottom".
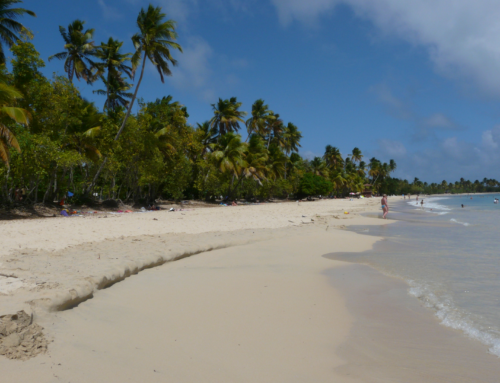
{"left": 17, "top": 0, "right": 500, "bottom": 183}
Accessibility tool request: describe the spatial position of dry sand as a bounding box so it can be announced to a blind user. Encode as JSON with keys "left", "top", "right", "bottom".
{"left": 0, "top": 198, "right": 383, "bottom": 316}
{"left": 2, "top": 197, "right": 498, "bottom": 382}
{"left": 1, "top": 225, "right": 379, "bottom": 382}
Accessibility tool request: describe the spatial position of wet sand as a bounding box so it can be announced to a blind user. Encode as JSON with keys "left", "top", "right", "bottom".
{"left": 327, "top": 263, "right": 500, "bottom": 382}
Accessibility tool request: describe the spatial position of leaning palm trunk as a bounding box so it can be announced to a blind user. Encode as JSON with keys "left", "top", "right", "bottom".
{"left": 86, "top": 55, "right": 147, "bottom": 195}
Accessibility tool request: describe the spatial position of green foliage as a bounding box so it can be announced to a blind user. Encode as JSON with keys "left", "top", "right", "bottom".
{"left": 298, "top": 173, "right": 333, "bottom": 197}
{"left": 0, "top": 6, "right": 496, "bottom": 205}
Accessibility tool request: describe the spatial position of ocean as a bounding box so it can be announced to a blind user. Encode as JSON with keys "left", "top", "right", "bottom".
{"left": 332, "top": 194, "right": 500, "bottom": 357}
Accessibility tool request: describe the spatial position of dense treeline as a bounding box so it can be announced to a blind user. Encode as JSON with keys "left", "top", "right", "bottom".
{"left": 0, "top": 1, "right": 497, "bottom": 206}
{"left": 384, "top": 177, "right": 500, "bottom": 196}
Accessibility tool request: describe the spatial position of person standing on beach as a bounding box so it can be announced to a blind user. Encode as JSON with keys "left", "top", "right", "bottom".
{"left": 381, "top": 194, "right": 389, "bottom": 219}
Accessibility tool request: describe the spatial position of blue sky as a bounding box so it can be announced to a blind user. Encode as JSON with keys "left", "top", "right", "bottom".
{"left": 19, "top": 0, "right": 500, "bottom": 182}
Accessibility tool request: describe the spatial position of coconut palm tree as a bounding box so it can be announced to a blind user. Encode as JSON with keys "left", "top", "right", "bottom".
{"left": 265, "top": 112, "right": 284, "bottom": 149}
{"left": 196, "top": 121, "right": 218, "bottom": 158}
{"left": 88, "top": 5, "right": 182, "bottom": 193}
{"left": 357, "top": 160, "right": 367, "bottom": 177}
{"left": 350, "top": 147, "right": 363, "bottom": 164}
{"left": 323, "top": 145, "right": 343, "bottom": 170}
{"left": 389, "top": 159, "right": 397, "bottom": 173}
{"left": 283, "top": 122, "right": 302, "bottom": 180}
{"left": 95, "top": 37, "right": 133, "bottom": 108}
{"left": 310, "top": 157, "right": 328, "bottom": 178}
{"left": 368, "top": 157, "right": 381, "bottom": 184}
{"left": 233, "top": 134, "right": 268, "bottom": 192}
{"left": 115, "top": 5, "right": 182, "bottom": 141}
{"left": 49, "top": 20, "right": 100, "bottom": 83}
{"left": 0, "top": 69, "right": 31, "bottom": 167}
{"left": 93, "top": 74, "right": 133, "bottom": 111}
{"left": 267, "top": 144, "right": 286, "bottom": 180}
{"left": 246, "top": 99, "right": 273, "bottom": 141}
{"left": 209, "top": 97, "right": 246, "bottom": 137}
{"left": 64, "top": 101, "right": 103, "bottom": 162}
{"left": 210, "top": 132, "right": 247, "bottom": 179}
{"left": 283, "top": 122, "right": 302, "bottom": 154}
{"left": 0, "top": 0, "right": 36, "bottom": 64}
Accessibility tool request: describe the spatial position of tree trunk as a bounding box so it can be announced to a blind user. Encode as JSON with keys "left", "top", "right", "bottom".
{"left": 34, "top": 175, "right": 40, "bottom": 203}
{"left": 43, "top": 165, "right": 58, "bottom": 204}
{"left": 3, "top": 168, "right": 12, "bottom": 203}
{"left": 86, "top": 54, "right": 148, "bottom": 194}
{"left": 111, "top": 176, "right": 116, "bottom": 199}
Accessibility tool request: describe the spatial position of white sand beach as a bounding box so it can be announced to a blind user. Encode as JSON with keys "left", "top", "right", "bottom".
{"left": 2, "top": 197, "right": 500, "bottom": 382}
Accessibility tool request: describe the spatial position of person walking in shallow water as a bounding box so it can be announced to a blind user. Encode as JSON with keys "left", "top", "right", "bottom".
{"left": 381, "top": 194, "right": 389, "bottom": 219}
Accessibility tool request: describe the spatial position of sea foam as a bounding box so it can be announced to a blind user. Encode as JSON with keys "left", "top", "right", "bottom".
{"left": 409, "top": 279, "right": 500, "bottom": 357}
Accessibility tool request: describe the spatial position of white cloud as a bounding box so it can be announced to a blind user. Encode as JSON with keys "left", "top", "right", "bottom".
{"left": 167, "top": 37, "right": 245, "bottom": 102}
{"left": 482, "top": 125, "right": 500, "bottom": 150}
{"left": 423, "top": 113, "right": 456, "bottom": 129}
{"left": 271, "top": 0, "right": 337, "bottom": 26}
{"left": 169, "top": 37, "right": 215, "bottom": 101}
{"left": 156, "top": 0, "right": 197, "bottom": 23}
{"left": 375, "top": 128, "right": 500, "bottom": 182}
{"left": 270, "top": 0, "right": 500, "bottom": 96}
{"left": 377, "top": 139, "right": 407, "bottom": 158}
{"left": 98, "top": 0, "right": 121, "bottom": 19}
{"left": 370, "top": 83, "right": 412, "bottom": 119}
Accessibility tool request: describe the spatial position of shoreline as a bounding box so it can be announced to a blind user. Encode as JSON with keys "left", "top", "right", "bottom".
{"left": 3, "top": 196, "right": 498, "bottom": 381}
{"left": 328, "top": 263, "right": 500, "bottom": 382}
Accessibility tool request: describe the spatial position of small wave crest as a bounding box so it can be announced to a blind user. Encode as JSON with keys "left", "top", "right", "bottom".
{"left": 406, "top": 197, "right": 451, "bottom": 212}
{"left": 408, "top": 280, "right": 500, "bottom": 357}
{"left": 450, "top": 218, "right": 470, "bottom": 226}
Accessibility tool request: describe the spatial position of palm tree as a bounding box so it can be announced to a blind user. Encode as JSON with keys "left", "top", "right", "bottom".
{"left": 209, "top": 97, "right": 246, "bottom": 137}
{"left": 357, "top": 160, "right": 367, "bottom": 177}
{"left": 283, "top": 123, "right": 302, "bottom": 154}
{"left": 310, "top": 157, "right": 328, "bottom": 177}
{"left": 196, "top": 121, "right": 218, "bottom": 158}
{"left": 93, "top": 74, "right": 133, "bottom": 110}
{"left": 368, "top": 158, "right": 381, "bottom": 185}
{"left": 323, "top": 145, "right": 343, "bottom": 170}
{"left": 0, "top": 0, "right": 36, "bottom": 64}
{"left": 88, "top": 5, "right": 182, "bottom": 194}
{"left": 210, "top": 132, "right": 247, "bottom": 196}
{"left": 246, "top": 99, "right": 273, "bottom": 141}
{"left": 0, "top": 69, "right": 31, "bottom": 167}
{"left": 265, "top": 112, "right": 284, "bottom": 149}
{"left": 234, "top": 134, "right": 268, "bottom": 192}
{"left": 389, "top": 159, "right": 397, "bottom": 173}
{"left": 114, "top": 5, "right": 181, "bottom": 141}
{"left": 350, "top": 147, "right": 363, "bottom": 164}
{"left": 64, "top": 101, "right": 103, "bottom": 162}
{"left": 95, "top": 37, "right": 133, "bottom": 108}
{"left": 49, "top": 20, "right": 100, "bottom": 83}
{"left": 267, "top": 144, "right": 286, "bottom": 180}
{"left": 331, "top": 170, "right": 347, "bottom": 193}
{"left": 283, "top": 123, "right": 302, "bottom": 181}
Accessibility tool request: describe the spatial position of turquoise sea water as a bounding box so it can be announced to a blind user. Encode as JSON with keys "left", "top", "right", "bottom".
{"left": 334, "top": 194, "right": 500, "bottom": 356}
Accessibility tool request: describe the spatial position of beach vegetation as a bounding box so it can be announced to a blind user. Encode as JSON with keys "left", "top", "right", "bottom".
{"left": 0, "top": 1, "right": 497, "bottom": 206}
